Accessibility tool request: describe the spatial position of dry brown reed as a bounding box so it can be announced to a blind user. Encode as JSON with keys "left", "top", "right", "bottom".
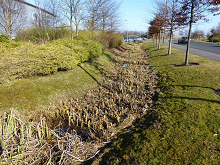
{"left": 0, "top": 44, "right": 158, "bottom": 164}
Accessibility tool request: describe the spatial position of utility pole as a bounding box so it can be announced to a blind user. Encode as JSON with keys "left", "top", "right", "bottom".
{"left": 125, "top": 20, "right": 128, "bottom": 42}
{"left": 139, "top": 25, "right": 141, "bottom": 37}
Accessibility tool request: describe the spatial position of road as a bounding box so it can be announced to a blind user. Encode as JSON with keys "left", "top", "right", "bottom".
{"left": 163, "top": 39, "right": 220, "bottom": 62}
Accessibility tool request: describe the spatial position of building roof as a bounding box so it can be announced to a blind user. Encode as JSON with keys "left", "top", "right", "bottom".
{"left": 15, "top": 0, "right": 56, "bottom": 17}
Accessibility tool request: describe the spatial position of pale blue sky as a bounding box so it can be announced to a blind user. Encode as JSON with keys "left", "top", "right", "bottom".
{"left": 120, "top": 0, "right": 153, "bottom": 32}
{"left": 25, "top": 0, "right": 220, "bottom": 35}
{"left": 120, "top": 0, "right": 220, "bottom": 35}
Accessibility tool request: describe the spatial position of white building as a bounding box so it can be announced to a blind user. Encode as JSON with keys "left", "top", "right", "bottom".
{"left": 0, "top": 0, "right": 56, "bottom": 38}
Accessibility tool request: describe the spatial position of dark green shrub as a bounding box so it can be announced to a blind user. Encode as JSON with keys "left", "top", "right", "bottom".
{"left": 51, "top": 38, "right": 104, "bottom": 62}
{"left": 0, "top": 34, "right": 9, "bottom": 42}
{"left": 29, "top": 36, "right": 39, "bottom": 42}
{"left": 0, "top": 37, "right": 104, "bottom": 83}
{"left": 208, "top": 35, "right": 220, "bottom": 42}
{"left": 0, "top": 34, "right": 21, "bottom": 48}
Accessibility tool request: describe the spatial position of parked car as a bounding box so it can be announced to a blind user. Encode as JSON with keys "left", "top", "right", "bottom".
{"left": 133, "top": 37, "right": 142, "bottom": 42}
{"left": 129, "top": 38, "right": 134, "bottom": 42}
{"left": 124, "top": 37, "right": 129, "bottom": 42}
{"left": 178, "top": 36, "right": 191, "bottom": 44}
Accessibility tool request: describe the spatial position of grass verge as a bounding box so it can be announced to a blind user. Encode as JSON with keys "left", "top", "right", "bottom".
{"left": 97, "top": 41, "right": 220, "bottom": 164}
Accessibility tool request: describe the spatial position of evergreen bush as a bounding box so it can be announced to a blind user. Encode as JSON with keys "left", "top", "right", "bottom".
{"left": 0, "top": 34, "right": 9, "bottom": 43}
{"left": 0, "top": 38, "right": 104, "bottom": 83}
{"left": 208, "top": 35, "right": 220, "bottom": 42}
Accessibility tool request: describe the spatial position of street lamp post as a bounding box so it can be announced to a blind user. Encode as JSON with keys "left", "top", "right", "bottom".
{"left": 125, "top": 20, "right": 128, "bottom": 42}
{"left": 139, "top": 25, "right": 141, "bottom": 38}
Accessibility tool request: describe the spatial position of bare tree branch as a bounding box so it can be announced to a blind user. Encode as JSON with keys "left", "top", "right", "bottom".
{"left": 0, "top": 0, "right": 27, "bottom": 38}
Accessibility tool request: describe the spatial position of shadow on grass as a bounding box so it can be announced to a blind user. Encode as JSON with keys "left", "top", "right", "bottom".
{"left": 77, "top": 64, "right": 101, "bottom": 86}
{"left": 150, "top": 55, "right": 165, "bottom": 58}
{"left": 154, "top": 48, "right": 165, "bottom": 51}
{"left": 170, "top": 84, "right": 216, "bottom": 91}
{"left": 151, "top": 64, "right": 177, "bottom": 67}
{"left": 103, "top": 52, "right": 117, "bottom": 63}
{"left": 161, "top": 53, "right": 177, "bottom": 56}
{"left": 169, "top": 84, "right": 220, "bottom": 98}
{"left": 117, "top": 47, "right": 127, "bottom": 52}
{"left": 159, "top": 84, "right": 220, "bottom": 104}
{"left": 160, "top": 96, "right": 220, "bottom": 104}
{"left": 174, "top": 62, "right": 199, "bottom": 67}
{"left": 214, "top": 89, "right": 220, "bottom": 97}
{"left": 78, "top": 63, "right": 111, "bottom": 92}
{"left": 143, "top": 46, "right": 155, "bottom": 51}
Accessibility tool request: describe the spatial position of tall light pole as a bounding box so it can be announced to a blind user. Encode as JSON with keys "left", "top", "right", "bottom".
{"left": 139, "top": 25, "right": 141, "bottom": 38}
{"left": 125, "top": 20, "right": 128, "bottom": 42}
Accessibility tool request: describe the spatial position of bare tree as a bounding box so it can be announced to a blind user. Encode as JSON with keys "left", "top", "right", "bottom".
{"left": 176, "top": 0, "right": 214, "bottom": 65}
{"left": 44, "top": 0, "right": 62, "bottom": 28}
{"left": 216, "top": 22, "right": 220, "bottom": 42}
{"left": 191, "top": 29, "right": 204, "bottom": 41}
{"left": 31, "top": 0, "right": 56, "bottom": 42}
{"left": 149, "top": 19, "right": 160, "bottom": 46}
{"left": 152, "top": 0, "right": 171, "bottom": 50}
{"left": 0, "top": 0, "right": 27, "bottom": 38}
{"left": 33, "top": 0, "right": 55, "bottom": 28}
{"left": 85, "top": 0, "right": 106, "bottom": 32}
{"left": 60, "top": 0, "right": 85, "bottom": 39}
{"left": 100, "top": 0, "right": 122, "bottom": 32}
{"left": 209, "top": 0, "right": 220, "bottom": 15}
{"left": 167, "top": 0, "right": 180, "bottom": 54}
{"left": 108, "top": 13, "right": 121, "bottom": 31}
{"left": 149, "top": 14, "right": 167, "bottom": 49}
{"left": 153, "top": 0, "right": 180, "bottom": 54}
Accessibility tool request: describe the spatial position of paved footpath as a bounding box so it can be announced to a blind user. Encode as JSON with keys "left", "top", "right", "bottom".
{"left": 162, "top": 39, "right": 220, "bottom": 63}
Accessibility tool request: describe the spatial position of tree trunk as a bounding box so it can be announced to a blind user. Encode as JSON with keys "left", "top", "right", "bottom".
{"left": 70, "top": 20, "right": 73, "bottom": 40}
{"left": 168, "top": 0, "right": 175, "bottom": 55}
{"left": 185, "top": 0, "right": 194, "bottom": 65}
{"left": 168, "top": 32, "right": 173, "bottom": 54}
{"left": 76, "top": 24, "right": 78, "bottom": 36}
{"left": 102, "top": 13, "right": 105, "bottom": 32}
{"left": 212, "top": 34, "right": 214, "bottom": 44}
{"left": 70, "top": 0, "right": 73, "bottom": 40}
{"left": 158, "top": 30, "right": 161, "bottom": 49}
{"left": 75, "top": 13, "right": 78, "bottom": 36}
{"left": 7, "top": 12, "right": 12, "bottom": 39}
{"left": 153, "top": 34, "right": 155, "bottom": 46}
{"left": 156, "top": 33, "right": 158, "bottom": 47}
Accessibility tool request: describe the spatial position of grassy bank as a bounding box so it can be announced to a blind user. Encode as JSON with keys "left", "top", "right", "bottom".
{"left": 0, "top": 48, "right": 114, "bottom": 115}
{"left": 99, "top": 41, "right": 220, "bottom": 164}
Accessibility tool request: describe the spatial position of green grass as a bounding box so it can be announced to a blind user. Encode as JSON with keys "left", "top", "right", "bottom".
{"left": 0, "top": 50, "right": 116, "bottom": 116}
{"left": 97, "top": 41, "right": 220, "bottom": 164}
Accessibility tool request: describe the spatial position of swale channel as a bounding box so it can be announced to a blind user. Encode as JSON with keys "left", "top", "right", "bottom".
{"left": 45, "top": 43, "right": 159, "bottom": 162}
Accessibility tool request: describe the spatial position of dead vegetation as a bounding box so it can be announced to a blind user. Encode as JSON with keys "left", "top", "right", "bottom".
{"left": 0, "top": 43, "right": 158, "bottom": 164}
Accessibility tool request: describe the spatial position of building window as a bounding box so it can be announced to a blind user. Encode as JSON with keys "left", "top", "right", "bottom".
{"left": 32, "top": 12, "right": 39, "bottom": 21}
{"left": 3, "top": 8, "right": 18, "bottom": 14}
